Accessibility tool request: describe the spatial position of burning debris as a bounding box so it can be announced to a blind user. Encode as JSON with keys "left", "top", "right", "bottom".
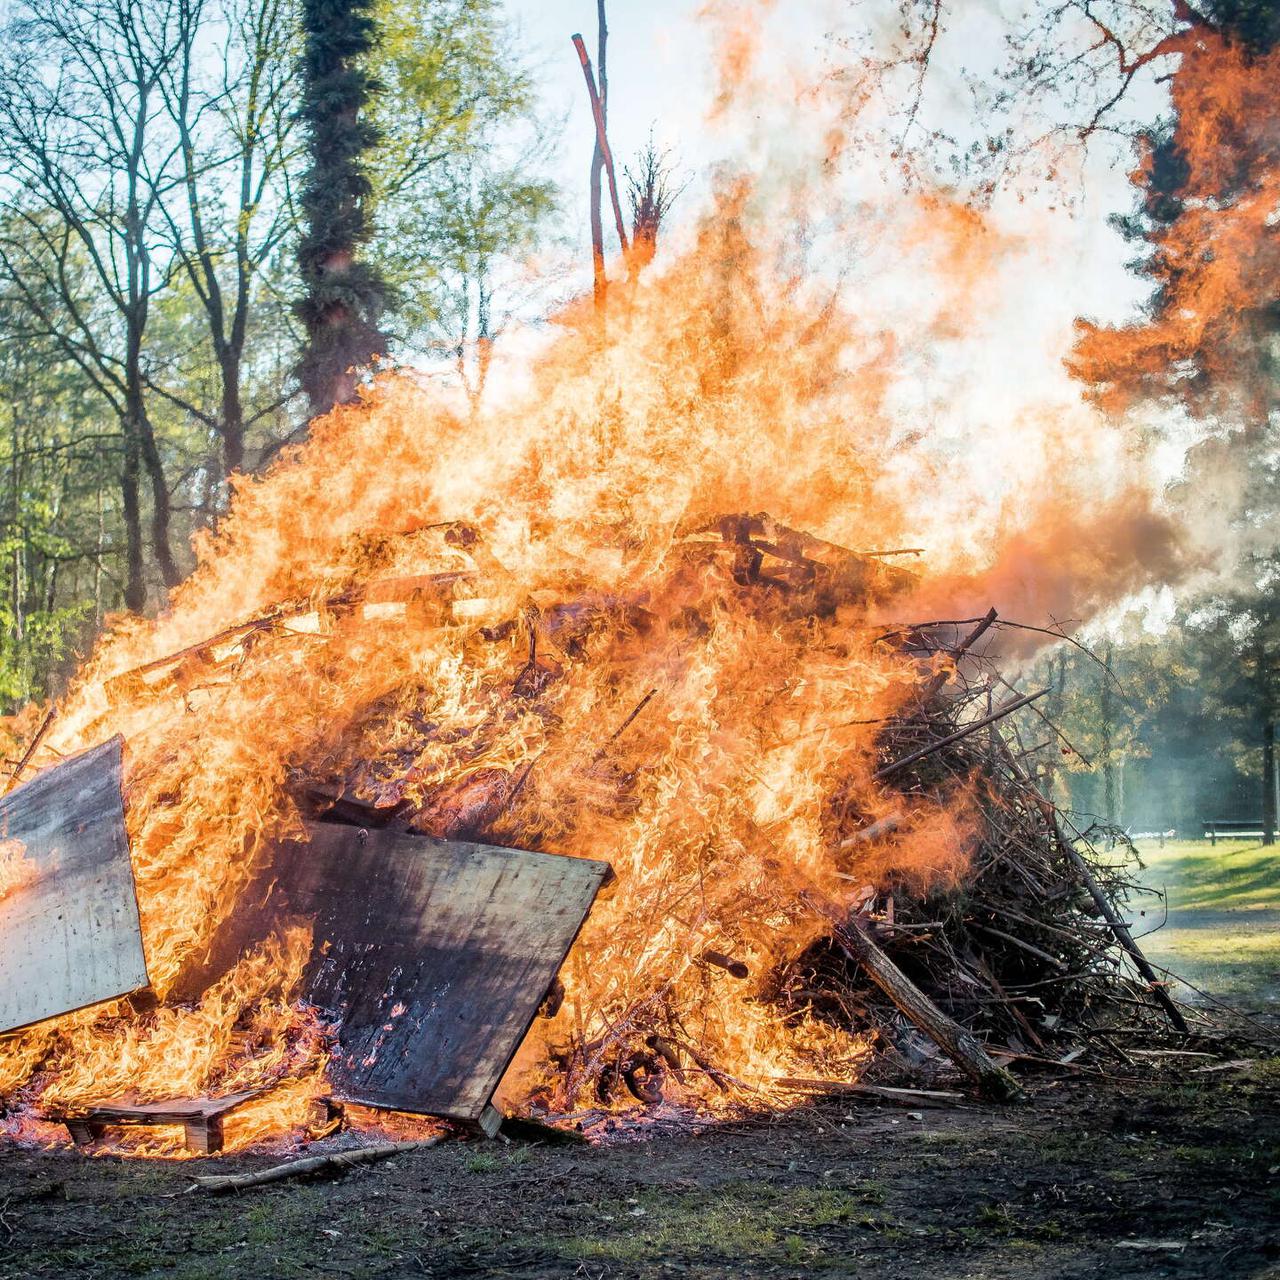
{"left": 0, "top": 497, "right": 1185, "bottom": 1156}
{"left": 0, "top": 213, "right": 1198, "bottom": 1156}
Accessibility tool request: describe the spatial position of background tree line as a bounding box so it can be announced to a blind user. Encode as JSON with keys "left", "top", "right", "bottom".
{"left": 0, "top": 0, "right": 556, "bottom": 708}
{"left": 1047, "top": 0, "right": 1280, "bottom": 832}
{"left": 1032, "top": 593, "right": 1280, "bottom": 833}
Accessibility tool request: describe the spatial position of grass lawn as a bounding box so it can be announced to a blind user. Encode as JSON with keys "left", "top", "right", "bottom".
{"left": 1132, "top": 837, "right": 1280, "bottom": 911}
{"left": 1126, "top": 838, "right": 1280, "bottom": 1014}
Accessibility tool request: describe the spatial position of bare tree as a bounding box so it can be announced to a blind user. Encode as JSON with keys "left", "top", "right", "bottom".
{"left": 157, "top": 0, "right": 302, "bottom": 481}
{"left": 829, "top": 1, "right": 1205, "bottom": 194}
{"left": 0, "top": 0, "right": 189, "bottom": 609}
{"left": 589, "top": 1, "right": 608, "bottom": 306}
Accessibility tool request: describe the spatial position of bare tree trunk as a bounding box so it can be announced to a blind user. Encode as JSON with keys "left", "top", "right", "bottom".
{"left": 120, "top": 423, "right": 147, "bottom": 613}
{"left": 8, "top": 408, "right": 23, "bottom": 647}
{"left": 1099, "top": 642, "right": 1118, "bottom": 831}
{"left": 589, "top": 1, "right": 607, "bottom": 308}
{"left": 93, "top": 469, "right": 105, "bottom": 628}
{"left": 219, "top": 349, "right": 245, "bottom": 475}
{"left": 125, "top": 322, "right": 179, "bottom": 592}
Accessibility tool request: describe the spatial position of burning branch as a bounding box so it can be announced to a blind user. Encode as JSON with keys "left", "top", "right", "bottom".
{"left": 873, "top": 687, "right": 1050, "bottom": 779}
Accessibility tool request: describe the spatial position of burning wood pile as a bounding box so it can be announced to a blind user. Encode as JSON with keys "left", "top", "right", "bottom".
{"left": 0, "top": 220, "right": 1194, "bottom": 1156}
{"left": 0, "top": 499, "right": 1185, "bottom": 1155}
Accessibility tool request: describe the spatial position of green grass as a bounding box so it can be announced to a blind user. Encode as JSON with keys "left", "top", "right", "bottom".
{"left": 1126, "top": 839, "right": 1280, "bottom": 1006}
{"left": 1132, "top": 838, "right": 1280, "bottom": 911}
{"left": 556, "top": 1181, "right": 898, "bottom": 1266}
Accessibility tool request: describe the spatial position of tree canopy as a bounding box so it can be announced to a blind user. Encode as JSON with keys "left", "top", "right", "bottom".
{"left": 0, "top": 0, "right": 557, "bottom": 707}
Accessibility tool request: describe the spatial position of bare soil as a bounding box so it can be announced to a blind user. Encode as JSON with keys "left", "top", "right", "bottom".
{"left": 1, "top": 1064, "right": 1278, "bottom": 1279}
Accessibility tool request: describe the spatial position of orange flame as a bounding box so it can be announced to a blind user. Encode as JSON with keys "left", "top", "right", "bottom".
{"left": 1071, "top": 33, "right": 1280, "bottom": 418}
{"left": 0, "top": 148, "right": 1191, "bottom": 1150}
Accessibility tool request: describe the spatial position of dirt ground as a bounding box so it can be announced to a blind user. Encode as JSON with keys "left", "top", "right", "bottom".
{"left": 3, "top": 837, "right": 1277, "bottom": 1279}
{"left": 0, "top": 1062, "right": 1277, "bottom": 1280}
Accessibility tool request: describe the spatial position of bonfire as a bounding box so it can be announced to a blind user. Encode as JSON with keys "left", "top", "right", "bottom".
{"left": 0, "top": 213, "right": 1185, "bottom": 1157}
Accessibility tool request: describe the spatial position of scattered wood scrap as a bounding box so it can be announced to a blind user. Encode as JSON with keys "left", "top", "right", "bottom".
{"left": 192, "top": 1137, "right": 442, "bottom": 1191}
{"left": 776, "top": 1079, "right": 966, "bottom": 1108}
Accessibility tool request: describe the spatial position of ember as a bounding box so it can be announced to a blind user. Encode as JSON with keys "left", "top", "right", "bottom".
{"left": 0, "top": 211, "right": 1183, "bottom": 1156}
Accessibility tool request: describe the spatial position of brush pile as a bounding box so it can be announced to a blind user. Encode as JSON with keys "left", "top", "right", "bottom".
{"left": 772, "top": 655, "right": 1184, "bottom": 1097}
{"left": 218, "top": 511, "right": 1182, "bottom": 1112}
{"left": 2, "top": 508, "right": 1187, "bottom": 1146}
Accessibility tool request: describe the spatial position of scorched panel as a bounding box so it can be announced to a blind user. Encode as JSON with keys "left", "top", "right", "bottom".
{"left": 0, "top": 736, "right": 149, "bottom": 1032}
{"left": 276, "top": 823, "right": 610, "bottom": 1122}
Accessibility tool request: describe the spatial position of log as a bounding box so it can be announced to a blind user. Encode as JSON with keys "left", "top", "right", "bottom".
{"left": 192, "top": 1137, "right": 442, "bottom": 1192}
{"left": 802, "top": 889, "right": 1024, "bottom": 1101}
{"left": 1054, "top": 823, "right": 1189, "bottom": 1034}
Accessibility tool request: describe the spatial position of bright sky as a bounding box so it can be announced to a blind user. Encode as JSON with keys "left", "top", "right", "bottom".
{"left": 504, "top": 0, "right": 1160, "bottom": 327}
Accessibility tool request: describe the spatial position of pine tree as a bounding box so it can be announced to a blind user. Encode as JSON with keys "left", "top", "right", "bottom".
{"left": 294, "top": 0, "right": 391, "bottom": 417}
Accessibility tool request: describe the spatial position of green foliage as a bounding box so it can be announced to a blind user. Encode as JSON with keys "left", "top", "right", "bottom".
{"left": 1203, "top": 0, "right": 1280, "bottom": 50}
{"left": 368, "top": 0, "right": 558, "bottom": 362}
{"left": 294, "top": 0, "right": 391, "bottom": 415}
{"left": 0, "top": 0, "right": 558, "bottom": 698}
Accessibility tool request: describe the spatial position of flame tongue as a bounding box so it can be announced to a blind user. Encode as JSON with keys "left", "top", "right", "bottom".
{"left": 0, "top": 205, "right": 1021, "bottom": 1153}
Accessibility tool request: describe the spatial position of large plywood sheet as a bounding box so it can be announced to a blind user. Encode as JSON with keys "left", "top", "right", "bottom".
{"left": 0, "top": 736, "right": 149, "bottom": 1033}
{"left": 211, "top": 823, "right": 610, "bottom": 1122}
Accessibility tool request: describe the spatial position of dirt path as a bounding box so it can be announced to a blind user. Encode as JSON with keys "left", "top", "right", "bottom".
{"left": 0, "top": 1067, "right": 1277, "bottom": 1279}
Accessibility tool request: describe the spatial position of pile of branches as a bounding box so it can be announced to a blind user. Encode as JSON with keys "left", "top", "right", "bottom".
{"left": 85, "top": 512, "right": 1190, "bottom": 1114}
{"left": 775, "top": 612, "right": 1188, "bottom": 1092}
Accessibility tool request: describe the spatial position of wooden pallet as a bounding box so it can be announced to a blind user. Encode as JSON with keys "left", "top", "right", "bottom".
{"left": 51, "top": 1088, "right": 264, "bottom": 1155}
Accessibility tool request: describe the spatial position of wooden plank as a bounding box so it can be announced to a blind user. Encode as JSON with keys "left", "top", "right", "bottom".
{"left": 189, "top": 824, "right": 611, "bottom": 1124}
{"left": 49, "top": 1088, "right": 264, "bottom": 1154}
{"left": 295, "top": 825, "right": 610, "bottom": 1122}
{"left": 0, "top": 736, "right": 149, "bottom": 1033}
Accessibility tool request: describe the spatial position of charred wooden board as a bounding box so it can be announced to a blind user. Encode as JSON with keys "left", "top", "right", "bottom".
{"left": 0, "top": 736, "right": 149, "bottom": 1033}
{"left": 195, "top": 825, "right": 611, "bottom": 1125}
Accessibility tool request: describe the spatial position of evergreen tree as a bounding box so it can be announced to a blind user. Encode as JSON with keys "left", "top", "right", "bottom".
{"left": 294, "top": 0, "right": 391, "bottom": 417}
{"left": 1070, "top": 2, "right": 1280, "bottom": 420}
